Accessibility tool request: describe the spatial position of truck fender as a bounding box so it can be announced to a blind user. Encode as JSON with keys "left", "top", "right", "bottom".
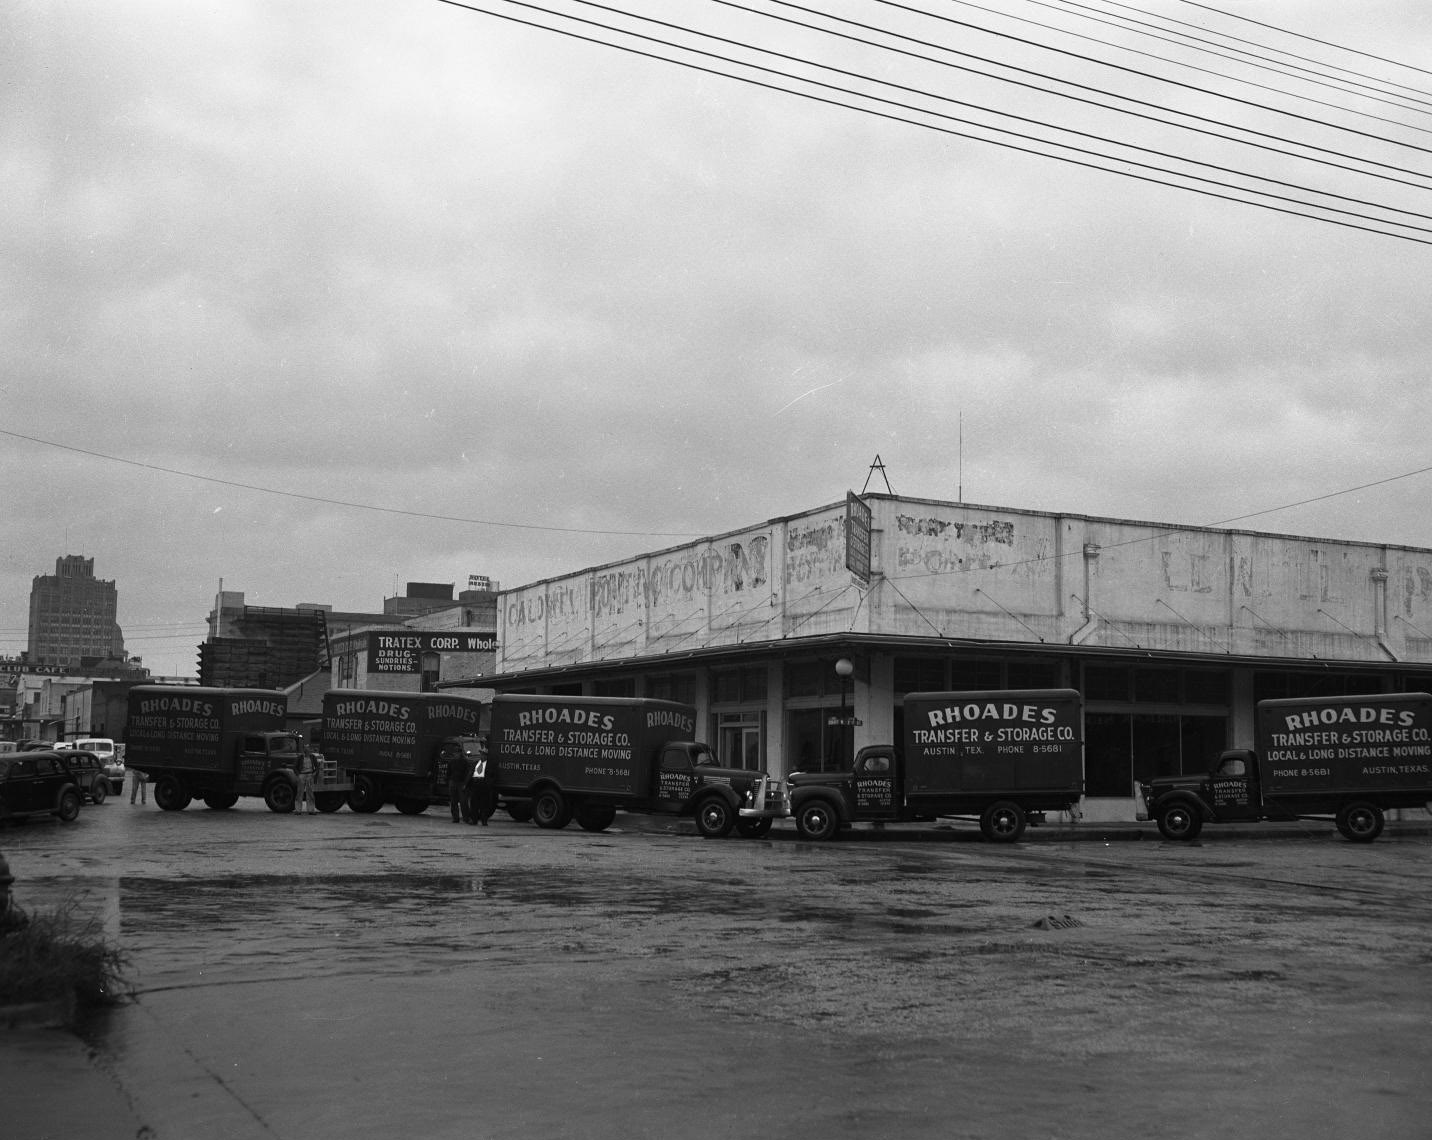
{"left": 788, "top": 784, "right": 851, "bottom": 823}
{"left": 1150, "top": 790, "right": 1211, "bottom": 820}
{"left": 687, "top": 782, "right": 742, "bottom": 814}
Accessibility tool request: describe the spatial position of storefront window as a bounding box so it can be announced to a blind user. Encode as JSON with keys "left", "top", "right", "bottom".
{"left": 893, "top": 657, "right": 945, "bottom": 694}
{"left": 949, "top": 659, "right": 1001, "bottom": 691}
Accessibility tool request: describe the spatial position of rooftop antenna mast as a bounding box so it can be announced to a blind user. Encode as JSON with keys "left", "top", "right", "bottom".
{"left": 861, "top": 455, "right": 894, "bottom": 495}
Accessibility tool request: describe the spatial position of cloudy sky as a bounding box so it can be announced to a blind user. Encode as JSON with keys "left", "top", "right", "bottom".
{"left": 4, "top": 0, "right": 1429, "bottom": 675}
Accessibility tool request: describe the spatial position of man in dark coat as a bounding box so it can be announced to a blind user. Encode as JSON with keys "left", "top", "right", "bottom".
{"left": 445, "top": 743, "right": 472, "bottom": 823}
{"left": 467, "top": 740, "right": 495, "bottom": 826}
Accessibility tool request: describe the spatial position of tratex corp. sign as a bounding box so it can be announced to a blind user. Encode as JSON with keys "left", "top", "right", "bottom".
{"left": 366, "top": 631, "right": 499, "bottom": 674}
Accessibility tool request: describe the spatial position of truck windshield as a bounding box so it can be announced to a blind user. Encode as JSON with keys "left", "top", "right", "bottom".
{"left": 269, "top": 737, "right": 299, "bottom": 756}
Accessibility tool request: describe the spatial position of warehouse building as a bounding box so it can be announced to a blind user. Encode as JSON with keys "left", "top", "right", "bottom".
{"left": 486, "top": 493, "right": 1432, "bottom": 820}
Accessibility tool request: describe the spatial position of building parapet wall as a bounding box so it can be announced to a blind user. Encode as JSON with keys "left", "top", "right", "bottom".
{"left": 497, "top": 495, "right": 1432, "bottom": 673}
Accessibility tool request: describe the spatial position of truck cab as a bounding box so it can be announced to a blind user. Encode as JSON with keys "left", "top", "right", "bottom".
{"left": 786, "top": 745, "right": 901, "bottom": 841}
{"left": 1138, "top": 749, "right": 1259, "bottom": 841}
{"left": 653, "top": 742, "right": 786, "bottom": 838}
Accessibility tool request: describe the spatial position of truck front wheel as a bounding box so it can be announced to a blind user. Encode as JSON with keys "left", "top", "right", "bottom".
{"left": 203, "top": 792, "right": 239, "bottom": 810}
{"left": 1156, "top": 802, "right": 1202, "bottom": 841}
{"left": 694, "top": 796, "right": 736, "bottom": 839}
{"left": 980, "top": 800, "right": 1026, "bottom": 843}
{"left": 265, "top": 779, "right": 296, "bottom": 814}
{"left": 314, "top": 792, "right": 345, "bottom": 814}
{"left": 153, "top": 776, "right": 191, "bottom": 812}
{"left": 794, "top": 800, "right": 840, "bottom": 842}
{"left": 737, "top": 817, "right": 774, "bottom": 839}
{"left": 1336, "top": 802, "right": 1384, "bottom": 843}
{"left": 532, "top": 788, "right": 572, "bottom": 829}
{"left": 394, "top": 797, "right": 429, "bottom": 815}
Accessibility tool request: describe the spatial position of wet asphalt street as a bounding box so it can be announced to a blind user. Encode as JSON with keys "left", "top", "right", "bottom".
{"left": 4, "top": 799, "right": 1431, "bottom": 1140}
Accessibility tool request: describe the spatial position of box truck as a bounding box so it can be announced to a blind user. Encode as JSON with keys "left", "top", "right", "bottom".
{"left": 1138, "top": 691, "right": 1432, "bottom": 842}
{"left": 488, "top": 693, "right": 785, "bottom": 837}
{"left": 785, "top": 689, "right": 1084, "bottom": 842}
{"left": 319, "top": 690, "right": 485, "bottom": 815}
{"left": 125, "top": 685, "right": 348, "bottom": 813}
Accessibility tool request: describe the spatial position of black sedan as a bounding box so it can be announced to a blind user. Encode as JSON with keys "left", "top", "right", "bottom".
{"left": 0, "top": 752, "right": 84, "bottom": 823}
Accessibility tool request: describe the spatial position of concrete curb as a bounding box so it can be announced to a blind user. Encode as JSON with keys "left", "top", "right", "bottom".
{"left": 613, "top": 813, "right": 1432, "bottom": 842}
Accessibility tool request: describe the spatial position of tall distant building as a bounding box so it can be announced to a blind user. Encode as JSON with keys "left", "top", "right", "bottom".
{"left": 27, "top": 555, "right": 126, "bottom": 668}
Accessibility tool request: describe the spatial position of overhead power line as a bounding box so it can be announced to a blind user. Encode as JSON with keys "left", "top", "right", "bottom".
{"left": 0, "top": 429, "right": 704, "bottom": 539}
{"left": 436, "top": 0, "right": 1432, "bottom": 244}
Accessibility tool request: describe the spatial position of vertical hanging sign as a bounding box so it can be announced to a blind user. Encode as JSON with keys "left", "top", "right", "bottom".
{"left": 845, "top": 492, "right": 872, "bottom": 584}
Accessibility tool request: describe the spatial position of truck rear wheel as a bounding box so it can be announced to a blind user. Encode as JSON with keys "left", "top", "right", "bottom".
{"left": 314, "top": 792, "right": 345, "bottom": 814}
{"left": 980, "top": 801, "right": 1027, "bottom": 843}
{"left": 153, "top": 775, "right": 190, "bottom": 812}
{"left": 265, "top": 779, "right": 296, "bottom": 814}
{"left": 694, "top": 796, "right": 737, "bottom": 839}
{"left": 794, "top": 799, "right": 839, "bottom": 842}
{"left": 394, "top": 797, "right": 429, "bottom": 815}
{"left": 1336, "top": 802, "right": 1384, "bottom": 843}
{"left": 203, "top": 792, "right": 239, "bottom": 810}
{"left": 1156, "top": 801, "right": 1202, "bottom": 841}
{"left": 532, "top": 788, "right": 572, "bottom": 829}
{"left": 348, "top": 775, "right": 384, "bottom": 814}
{"left": 737, "top": 817, "right": 774, "bottom": 839}
{"left": 506, "top": 802, "right": 533, "bottom": 823}
{"left": 576, "top": 804, "right": 617, "bottom": 832}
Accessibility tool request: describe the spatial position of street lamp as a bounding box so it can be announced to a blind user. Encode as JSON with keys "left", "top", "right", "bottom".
{"left": 835, "top": 658, "right": 854, "bottom": 768}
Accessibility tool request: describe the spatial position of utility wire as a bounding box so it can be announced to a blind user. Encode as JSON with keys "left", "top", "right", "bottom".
{"left": 876, "top": 0, "right": 1432, "bottom": 156}
{"left": 1176, "top": 0, "right": 1432, "bottom": 84}
{"left": 0, "top": 429, "right": 705, "bottom": 539}
{"left": 1024, "top": 0, "right": 1432, "bottom": 123}
{"left": 438, "top": 1, "right": 1432, "bottom": 243}
{"left": 1047, "top": 0, "right": 1432, "bottom": 114}
{"left": 720, "top": 0, "right": 1432, "bottom": 221}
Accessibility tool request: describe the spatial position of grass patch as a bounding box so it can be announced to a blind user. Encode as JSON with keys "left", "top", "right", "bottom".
{"left": 0, "top": 900, "right": 131, "bottom": 1012}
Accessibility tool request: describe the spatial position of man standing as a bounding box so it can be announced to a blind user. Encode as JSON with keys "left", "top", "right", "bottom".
{"left": 296, "top": 747, "right": 317, "bottom": 816}
{"left": 128, "top": 766, "right": 147, "bottom": 805}
{"left": 467, "top": 740, "right": 495, "bottom": 826}
{"left": 445, "top": 743, "right": 472, "bottom": 823}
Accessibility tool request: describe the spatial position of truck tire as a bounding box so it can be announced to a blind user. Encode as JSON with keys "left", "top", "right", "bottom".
{"left": 264, "top": 779, "right": 296, "bottom": 814}
{"left": 348, "top": 775, "right": 384, "bottom": 814}
{"left": 56, "top": 788, "right": 82, "bottom": 822}
{"left": 737, "top": 817, "right": 774, "bottom": 839}
{"left": 794, "top": 799, "right": 840, "bottom": 842}
{"left": 1336, "top": 802, "right": 1384, "bottom": 843}
{"left": 506, "top": 802, "right": 533, "bottom": 823}
{"left": 694, "top": 796, "right": 737, "bottom": 839}
{"left": 203, "top": 792, "right": 239, "bottom": 810}
{"left": 154, "top": 775, "right": 190, "bottom": 812}
{"left": 980, "top": 800, "right": 1026, "bottom": 843}
{"left": 576, "top": 803, "right": 617, "bottom": 832}
{"left": 532, "top": 788, "right": 572, "bottom": 829}
{"left": 394, "top": 797, "right": 429, "bottom": 815}
{"left": 314, "top": 792, "right": 345, "bottom": 814}
{"left": 1156, "top": 801, "right": 1202, "bottom": 841}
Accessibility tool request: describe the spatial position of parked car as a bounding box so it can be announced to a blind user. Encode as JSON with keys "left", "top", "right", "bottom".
{"left": 56, "top": 749, "right": 110, "bottom": 805}
{"left": 57, "top": 738, "right": 124, "bottom": 795}
{"left": 0, "top": 753, "right": 83, "bottom": 823}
